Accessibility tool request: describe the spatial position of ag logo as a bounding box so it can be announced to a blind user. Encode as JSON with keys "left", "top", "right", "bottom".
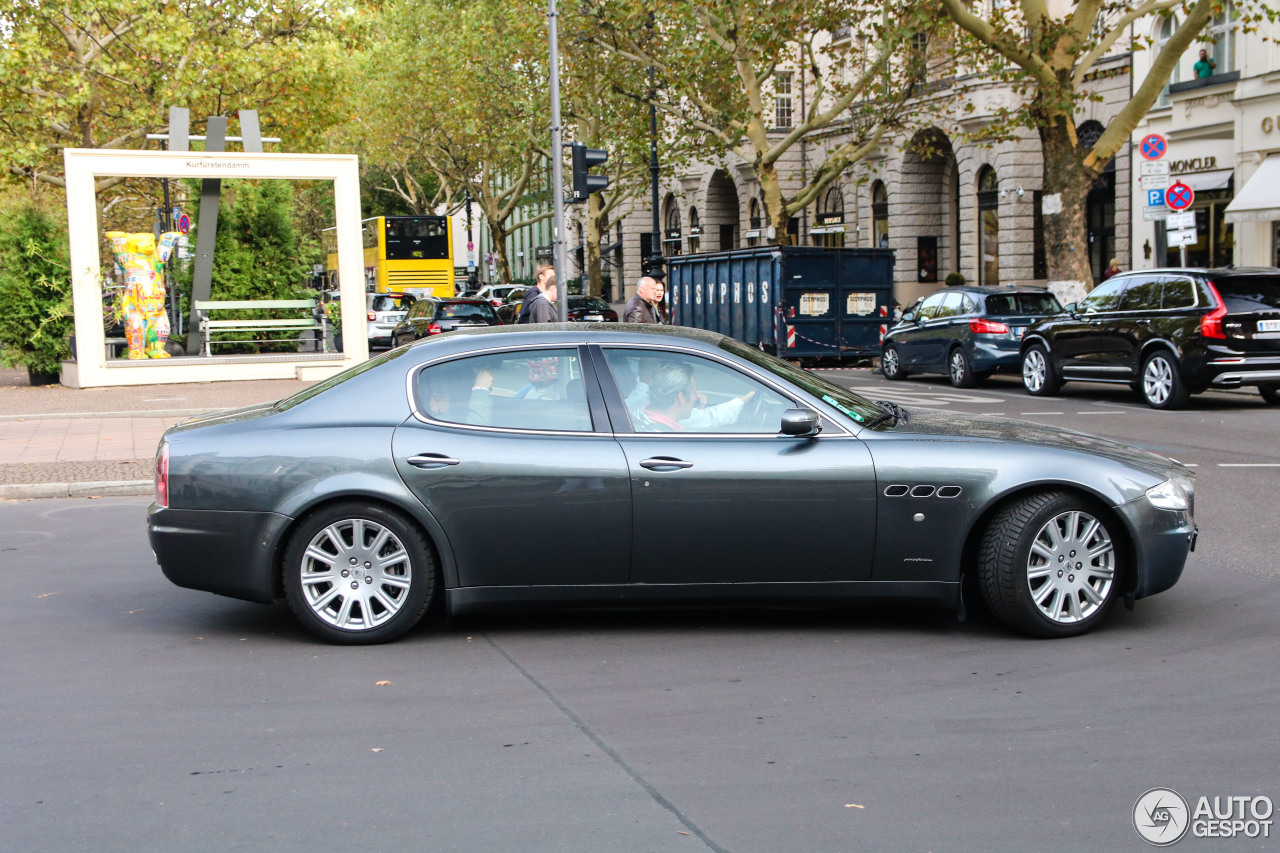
{"left": 1134, "top": 788, "right": 1190, "bottom": 845}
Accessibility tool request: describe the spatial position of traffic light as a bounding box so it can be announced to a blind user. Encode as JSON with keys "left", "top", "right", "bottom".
{"left": 570, "top": 142, "right": 608, "bottom": 202}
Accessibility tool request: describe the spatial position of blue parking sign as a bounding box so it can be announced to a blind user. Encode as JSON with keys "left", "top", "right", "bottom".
{"left": 1147, "top": 188, "right": 1166, "bottom": 207}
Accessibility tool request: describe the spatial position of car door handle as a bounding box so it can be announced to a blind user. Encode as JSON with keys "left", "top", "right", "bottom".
{"left": 407, "top": 454, "right": 460, "bottom": 468}
{"left": 639, "top": 457, "right": 694, "bottom": 471}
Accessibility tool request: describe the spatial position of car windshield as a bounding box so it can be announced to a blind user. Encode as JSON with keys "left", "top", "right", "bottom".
{"left": 983, "top": 292, "right": 1063, "bottom": 316}
{"left": 439, "top": 302, "right": 496, "bottom": 320}
{"left": 1215, "top": 276, "right": 1280, "bottom": 311}
{"left": 717, "top": 337, "right": 888, "bottom": 429}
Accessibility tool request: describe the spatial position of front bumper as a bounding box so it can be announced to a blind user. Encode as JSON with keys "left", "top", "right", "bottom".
{"left": 1115, "top": 496, "right": 1196, "bottom": 600}
{"left": 148, "top": 504, "right": 292, "bottom": 604}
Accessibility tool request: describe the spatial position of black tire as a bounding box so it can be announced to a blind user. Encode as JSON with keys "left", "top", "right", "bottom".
{"left": 1140, "top": 350, "right": 1189, "bottom": 409}
{"left": 1259, "top": 385, "right": 1280, "bottom": 405}
{"left": 881, "top": 344, "right": 908, "bottom": 380}
{"left": 949, "top": 347, "right": 976, "bottom": 388}
{"left": 977, "top": 491, "right": 1121, "bottom": 638}
{"left": 283, "top": 502, "right": 436, "bottom": 644}
{"left": 1021, "top": 343, "right": 1061, "bottom": 396}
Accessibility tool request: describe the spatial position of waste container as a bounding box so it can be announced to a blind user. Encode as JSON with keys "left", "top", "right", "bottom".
{"left": 669, "top": 246, "right": 895, "bottom": 361}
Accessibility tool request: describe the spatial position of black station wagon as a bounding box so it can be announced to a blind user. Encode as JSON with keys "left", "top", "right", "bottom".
{"left": 1020, "top": 267, "right": 1280, "bottom": 408}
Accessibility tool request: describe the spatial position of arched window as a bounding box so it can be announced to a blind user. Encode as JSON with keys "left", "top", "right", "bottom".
{"left": 688, "top": 207, "right": 701, "bottom": 253}
{"left": 815, "top": 185, "right": 846, "bottom": 248}
{"left": 663, "top": 196, "right": 682, "bottom": 256}
{"left": 977, "top": 166, "right": 999, "bottom": 286}
{"left": 747, "top": 198, "right": 764, "bottom": 246}
{"left": 872, "top": 181, "right": 889, "bottom": 249}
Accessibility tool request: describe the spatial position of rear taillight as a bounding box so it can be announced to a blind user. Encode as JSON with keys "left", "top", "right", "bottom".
{"left": 427, "top": 323, "right": 442, "bottom": 335}
{"left": 969, "top": 318, "right": 1010, "bottom": 334}
{"left": 154, "top": 443, "right": 169, "bottom": 507}
{"left": 491, "top": 299, "right": 502, "bottom": 307}
{"left": 1200, "top": 281, "right": 1227, "bottom": 339}
{"left": 366, "top": 311, "right": 377, "bottom": 321}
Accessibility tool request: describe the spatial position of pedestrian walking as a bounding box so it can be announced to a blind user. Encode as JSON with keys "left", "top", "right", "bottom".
{"left": 1102, "top": 258, "right": 1123, "bottom": 281}
{"left": 624, "top": 276, "right": 663, "bottom": 324}
{"left": 517, "top": 265, "right": 556, "bottom": 324}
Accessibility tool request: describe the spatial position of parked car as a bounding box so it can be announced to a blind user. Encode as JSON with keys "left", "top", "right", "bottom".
{"left": 881, "top": 286, "right": 1063, "bottom": 387}
{"left": 495, "top": 293, "right": 619, "bottom": 325}
{"left": 149, "top": 324, "right": 1196, "bottom": 644}
{"left": 367, "top": 292, "right": 416, "bottom": 350}
{"left": 390, "top": 297, "right": 501, "bottom": 346}
{"left": 472, "top": 284, "right": 527, "bottom": 308}
{"left": 1020, "top": 267, "right": 1280, "bottom": 409}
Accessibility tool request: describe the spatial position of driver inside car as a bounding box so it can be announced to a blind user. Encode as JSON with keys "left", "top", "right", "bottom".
{"left": 630, "top": 360, "right": 755, "bottom": 432}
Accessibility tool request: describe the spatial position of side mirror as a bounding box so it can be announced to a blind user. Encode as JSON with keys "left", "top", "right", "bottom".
{"left": 780, "top": 407, "right": 822, "bottom": 437}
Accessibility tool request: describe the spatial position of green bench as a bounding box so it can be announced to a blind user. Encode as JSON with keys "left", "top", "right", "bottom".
{"left": 194, "top": 299, "right": 328, "bottom": 356}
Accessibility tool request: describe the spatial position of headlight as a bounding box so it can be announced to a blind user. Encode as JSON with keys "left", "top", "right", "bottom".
{"left": 1146, "top": 479, "right": 1188, "bottom": 511}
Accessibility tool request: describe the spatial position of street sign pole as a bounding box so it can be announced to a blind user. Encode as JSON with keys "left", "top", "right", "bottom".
{"left": 547, "top": 0, "right": 569, "bottom": 323}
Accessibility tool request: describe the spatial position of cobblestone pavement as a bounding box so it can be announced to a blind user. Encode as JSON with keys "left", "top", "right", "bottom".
{"left": 0, "top": 366, "right": 317, "bottom": 491}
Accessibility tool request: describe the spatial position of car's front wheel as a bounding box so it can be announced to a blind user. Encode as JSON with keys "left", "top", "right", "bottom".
{"left": 978, "top": 491, "right": 1121, "bottom": 638}
{"left": 881, "top": 344, "right": 908, "bottom": 380}
{"left": 283, "top": 502, "right": 436, "bottom": 644}
{"left": 949, "top": 347, "right": 976, "bottom": 388}
{"left": 1021, "top": 344, "right": 1061, "bottom": 396}
{"left": 1141, "top": 350, "right": 1189, "bottom": 409}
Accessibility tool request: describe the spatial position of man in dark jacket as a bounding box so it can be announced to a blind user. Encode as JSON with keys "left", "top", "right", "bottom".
{"left": 517, "top": 265, "right": 556, "bottom": 324}
{"left": 624, "top": 276, "right": 663, "bottom": 324}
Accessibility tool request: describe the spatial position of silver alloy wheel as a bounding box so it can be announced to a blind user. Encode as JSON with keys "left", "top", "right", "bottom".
{"left": 299, "top": 518, "right": 413, "bottom": 631}
{"left": 1023, "top": 349, "right": 1047, "bottom": 391}
{"left": 1143, "top": 355, "right": 1174, "bottom": 406}
{"left": 1026, "top": 509, "right": 1115, "bottom": 624}
{"left": 950, "top": 350, "right": 966, "bottom": 384}
{"left": 882, "top": 347, "right": 900, "bottom": 377}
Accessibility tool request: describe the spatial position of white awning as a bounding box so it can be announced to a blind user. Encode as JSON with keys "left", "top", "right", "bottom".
{"left": 1225, "top": 156, "right": 1280, "bottom": 223}
{"left": 1178, "top": 168, "right": 1234, "bottom": 192}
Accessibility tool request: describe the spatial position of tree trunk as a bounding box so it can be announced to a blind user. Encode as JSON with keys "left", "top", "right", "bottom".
{"left": 759, "top": 162, "right": 790, "bottom": 245}
{"left": 586, "top": 195, "right": 604, "bottom": 298}
{"left": 1039, "top": 117, "right": 1098, "bottom": 305}
{"left": 487, "top": 217, "right": 513, "bottom": 283}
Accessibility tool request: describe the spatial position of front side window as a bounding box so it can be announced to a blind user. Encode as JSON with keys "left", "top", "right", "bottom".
{"left": 1078, "top": 278, "right": 1126, "bottom": 313}
{"left": 415, "top": 349, "right": 592, "bottom": 432}
{"left": 916, "top": 292, "right": 946, "bottom": 321}
{"left": 603, "top": 349, "right": 790, "bottom": 435}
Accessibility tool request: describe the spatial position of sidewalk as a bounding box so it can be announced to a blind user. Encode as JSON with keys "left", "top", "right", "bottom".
{"left": 0, "top": 366, "right": 317, "bottom": 499}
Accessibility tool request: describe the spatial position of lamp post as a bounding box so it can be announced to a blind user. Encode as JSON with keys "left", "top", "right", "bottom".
{"left": 645, "top": 12, "right": 664, "bottom": 284}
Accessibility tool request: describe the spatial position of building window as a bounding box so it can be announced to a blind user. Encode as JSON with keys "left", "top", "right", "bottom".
{"left": 1206, "top": 3, "right": 1237, "bottom": 72}
{"left": 747, "top": 198, "right": 763, "bottom": 247}
{"left": 663, "top": 196, "right": 682, "bottom": 256}
{"left": 688, "top": 207, "right": 701, "bottom": 254}
{"left": 977, "top": 166, "right": 999, "bottom": 286}
{"left": 774, "top": 72, "right": 793, "bottom": 129}
{"left": 1155, "top": 16, "right": 1180, "bottom": 107}
{"left": 814, "top": 185, "right": 845, "bottom": 248}
{"left": 871, "top": 181, "right": 889, "bottom": 249}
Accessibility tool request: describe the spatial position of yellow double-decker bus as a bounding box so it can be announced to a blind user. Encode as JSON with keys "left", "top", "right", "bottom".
{"left": 323, "top": 215, "right": 454, "bottom": 298}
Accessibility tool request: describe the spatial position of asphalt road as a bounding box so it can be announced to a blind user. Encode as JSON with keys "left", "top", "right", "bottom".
{"left": 2, "top": 384, "right": 1278, "bottom": 852}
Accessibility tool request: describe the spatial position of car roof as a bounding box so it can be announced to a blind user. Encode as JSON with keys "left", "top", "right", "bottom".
{"left": 1111, "top": 266, "right": 1280, "bottom": 279}
{"left": 403, "top": 321, "right": 727, "bottom": 354}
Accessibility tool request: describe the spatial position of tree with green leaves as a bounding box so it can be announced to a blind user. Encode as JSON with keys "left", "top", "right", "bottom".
{"left": 0, "top": 0, "right": 358, "bottom": 197}
{"left": 584, "top": 0, "right": 938, "bottom": 244}
{"left": 0, "top": 191, "right": 73, "bottom": 380}
{"left": 939, "top": 0, "right": 1278, "bottom": 291}
{"left": 357, "top": 0, "right": 554, "bottom": 284}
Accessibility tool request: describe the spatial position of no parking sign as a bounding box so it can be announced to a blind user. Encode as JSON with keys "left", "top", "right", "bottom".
{"left": 1166, "top": 182, "right": 1195, "bottom": 211}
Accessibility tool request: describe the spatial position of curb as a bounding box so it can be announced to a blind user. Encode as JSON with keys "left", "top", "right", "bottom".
{"left": 0, "top": 480, "right": 152, "bottom": 500}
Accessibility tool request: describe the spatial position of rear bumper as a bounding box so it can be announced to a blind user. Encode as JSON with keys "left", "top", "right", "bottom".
{"left": 148, "top": 504, "right": 292, "bottom": 604}
{"left": 1205, "top": 364, "right": 1280, "bottom": 388}
{"left": 970, "top": 339, "right": 1022, "bottom": 372}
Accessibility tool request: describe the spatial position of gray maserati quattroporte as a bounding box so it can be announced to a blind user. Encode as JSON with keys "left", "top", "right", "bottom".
{"left": 148, "top": 324, "right": 1197, "bottom": 643}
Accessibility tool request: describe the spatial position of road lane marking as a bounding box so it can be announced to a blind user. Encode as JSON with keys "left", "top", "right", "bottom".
{"left": 1076, "top": 411, "right": 1125, "bottom": 415}
{"left": 1218, "top": 463, "right": 1280, "bottom": 467}
{"left": 1021, "top": 411, "right": 1063, "bottom": 415}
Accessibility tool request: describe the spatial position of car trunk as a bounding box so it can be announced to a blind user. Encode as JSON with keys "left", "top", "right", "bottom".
{"left": 1216, "top": 276, "right": 1280, "bottom": 351}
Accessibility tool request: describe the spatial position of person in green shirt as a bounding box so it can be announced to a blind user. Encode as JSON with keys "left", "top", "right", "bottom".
{"left": 1194, "top": 49, "right": 1217, "bottom": 79}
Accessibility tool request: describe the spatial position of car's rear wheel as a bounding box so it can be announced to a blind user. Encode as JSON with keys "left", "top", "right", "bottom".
{"left": 283, "top": 502, "right": 436, "bottom": 644}
{"left": 978, "top": 491, "right": 1120, "bottom": 638}
{"left": 1021, "top": 344, "right": 1060, "bottom": 396}
{"left": 1260, "top": 385, "right": 1279, "bottom": 405}
{"left": 949, "top": 347, "right": 976, "bottom": 388}
{"left": 881, "top": 344, "right": 908, "bottom": 380}
{"left": 1141, "top": 351, "right": 1188, "bottom": 409}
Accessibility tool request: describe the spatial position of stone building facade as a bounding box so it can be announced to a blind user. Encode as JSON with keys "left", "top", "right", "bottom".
{"left": 604, "top": 54, "right": 1134, "bottom": 310}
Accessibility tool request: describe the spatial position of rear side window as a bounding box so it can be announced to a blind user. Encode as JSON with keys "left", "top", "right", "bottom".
{"left": 1213, "top": 276, "right": 1280, "bottom": 311}
{"left": 415, "top": 349, "right": 592, "bottom": 431}
{"left": 1119, "top": 277, "right": 1162, "bottom": 311}
{"left": 984, "top": 292, "right": 1063, "bottom": 316}
{"left": 1161, "top": 277, "right": 1197, "bottom": 309}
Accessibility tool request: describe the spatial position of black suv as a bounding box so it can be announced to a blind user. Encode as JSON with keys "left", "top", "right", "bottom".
{"left": 1020, "top": 267, "right": 1280, "bottom": 409}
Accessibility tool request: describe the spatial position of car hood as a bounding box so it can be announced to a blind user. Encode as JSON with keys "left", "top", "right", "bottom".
{"left": 883, "top": 407, "right": 1185, "bottom": 477}
{"left": 166, "top": 402, "right": 280, "bottom": 435}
